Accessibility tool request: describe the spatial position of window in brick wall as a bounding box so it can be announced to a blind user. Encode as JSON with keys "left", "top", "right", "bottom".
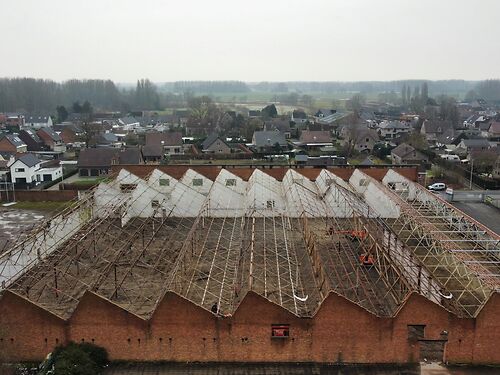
{"left": 271, "top": 324, "right": 290, "bottom": 338}
{"left": 407, "top": 324, "right": 425, "bottom": 340}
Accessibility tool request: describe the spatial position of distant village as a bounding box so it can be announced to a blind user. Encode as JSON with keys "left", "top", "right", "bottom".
{"left": 0, "top": 90, "right": 500, "bottom": 191}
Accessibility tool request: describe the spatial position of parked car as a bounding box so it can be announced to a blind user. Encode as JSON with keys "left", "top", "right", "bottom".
{"left": 428, "top": 182, "right": 446, "bottom": 191}
{"left": 440, "top": 154, "right": 460, "bottom": 162}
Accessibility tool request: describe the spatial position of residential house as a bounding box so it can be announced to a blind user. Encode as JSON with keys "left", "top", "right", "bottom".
{"left": 118, "top": 117, "right": 141, "bottom": 131}
{"left": 252, "top": 131, "right": 288, "bottom": 151}
{"left": 18, "top": 129, "right": 45, "bottom": 151}
{"left": 298, "top": 130, "right": 332, "bottom": 150}
{"left": 340, "top": 125, "right": 379, "bottom": 153}
{"left": 96, "top": 133, "right": 122, "bottom": 148}
{"left": 478, "top": 121, "right": 492, "bottom": 138}
{"left": 456, "top": 139, "right": 491, "bottom": 157}
{"left": 2, "top": 113, "right": 25, "bottom": 130}
{"left": 142, "top": 144, "right": 164, "bottom": 163}
{"left": 145, "top": 132, "right": 184, "bottom": 155}
{"left": 314, "top": 109, "right": 336, "bottom": 121}
{"left": 248, "top": 110, "right": 261, "bottom": 118}
{"left": 24, "top": 115, "right": 53, "bottom": 128}
{"left": 54, "top": 124, "right": 84, "bottom": 144}
{"left": 264, "top": 119, "right": 292, "bottom": 139}
{"left": 291, "top": 110, "right": 308, "bottom": 125}
{"left": 488, "top": 122, "right": 500, "bottom": 140}
{"left": 0, "top": 134, "right": 27, "bottom": 153}
{"left": 315, "top": 111, "right": 351, "bottom": 126}
{"left": 463, "top": 114, "right": 485, "bottom": 128}
{"left": 8, "top": 153, "right": 41, "bottom": 186}
{"left": 77, "top": 147, "right": 143, "bottom": 177}
{"left": 201, "top": 134, "right": 231, "bottom": 154}
{"left": 391, "top": 143, "right": 429, "bottom": 166}
{"left": 420, "top": 120, "right": 454, "bottom": 144}
{"left": 377, "top": 121, "right": 411, "bottom": 139}
{"left": 37, "top": 128, "right": 66, "bottom": 152}
{"left": 36, "top": 165, "right": 63, "bottom": 183}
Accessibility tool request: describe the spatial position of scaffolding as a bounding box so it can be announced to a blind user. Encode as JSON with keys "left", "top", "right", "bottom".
{"left": 0, "top": 167, "right": 497, "bottom": 320}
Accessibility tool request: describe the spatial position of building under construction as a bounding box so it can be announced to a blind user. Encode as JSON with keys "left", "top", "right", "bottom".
{"left": 0, "top": 165, "right": 499, "bottom": 364}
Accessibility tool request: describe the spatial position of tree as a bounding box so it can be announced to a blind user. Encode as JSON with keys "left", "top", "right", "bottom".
{"left": 346, "top": 94, "right": 365, "bottom": 115}
{"left": 56, "top": 105, "right": 68, "bottom": 123}
{"left": 40, "top": 342, "right": 109, "bottom": 375}
{"left": 421, "top": 82, "right": 429, "bottom": 105}
{"left": 134, "top": 78, "right": 160, "bottom": 110}
{"left": 465, "top": 89, "right": 478, "bottom": 103}
{"left": 79, "top": 122, "right": 101, "bottom": 147}
{"left": 438, "top": 95, "right": 459, "bottom": 126}
{"left": 72, "top": 101, "right": 82, "bottom": 113}
{"left": 404, "top": 132, "right": 428, "bottom": 151}
{"left": 476, "top": 79, "right": 500, "bottom": 102}
{"left": 471, "top": 150, "right": 498, "bottom": 173}
{"left": 82, "top": 100, "right": 93, "bottom": 114}
{"left": 261, "top": 104, "right": 278, "bottom": 118}
{"left": 186, "top": 95, "right": 224, "bottom": 135}
{"left": 273, "top": 142, "right": 283, "bottom": 153}
{"left": 401, "top": 84, "right": 407, "bottom": 106}
{"left": 300, "top": 94, "right": 314, "bottom": 107}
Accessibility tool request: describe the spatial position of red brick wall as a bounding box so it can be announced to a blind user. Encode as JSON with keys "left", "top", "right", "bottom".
{"left": 1, "top": 289, "right": 500, "bottom": 364}
{"left": 0, "top": 291, "right": 66, "bottom": 362}
{"left": 470, "top": 293, "right": 500, "bottom": 364}
{"left": 0, "top": 190, "right": 78, "bottom": 202}
{"left": 114, "top": 165, "right": 418, "bottom": 183}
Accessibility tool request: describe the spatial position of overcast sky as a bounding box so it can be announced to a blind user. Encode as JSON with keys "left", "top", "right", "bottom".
{"left": 2, "top": 0, "right": 499, "bottom": 82}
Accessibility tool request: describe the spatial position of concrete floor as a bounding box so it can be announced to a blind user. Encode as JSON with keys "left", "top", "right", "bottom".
{"left": 0, "top": 208, "right": 47, "bottom": 254}
{"left": 451, "top": 202, "right": 500, "bottom": 236}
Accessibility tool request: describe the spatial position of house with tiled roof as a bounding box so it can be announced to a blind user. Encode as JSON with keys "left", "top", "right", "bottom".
{"left": 37, "top": 127, "right": 66, "bottom": 152}
{"left": 201, "top": 134, "right": 231, "bottom": 154}
{"left": 420, "top": 120, "right": 454, "bottom": 144}
{"left": 77, "top": 147, "right": 143, "bottom": 177}
{"left": 488, "top": 122, "right": 500, "bottom": 140}
{"left": 24, "top": 114, "right": 53, "bottom": 128}
{"left": 391, "top": 143, "right": 429, "bottom": 166}
{"left": 19, "top": 129, "right": 45, "bottom": 151}
{"left": 8, "top": 153, "right": 41, "bottom": 187}
{"left": 298, "top": 130, "right": 332, "bottom": 150}
{"left": 377, "top": 121, "right": 411, "bottom": 139}
{"left": 0, "top": 134, "right": 27, "bottom": 153}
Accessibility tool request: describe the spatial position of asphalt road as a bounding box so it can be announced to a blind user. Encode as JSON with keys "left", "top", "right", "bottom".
{"left": 451, "top": 201, "right": 500, "bottom": 235}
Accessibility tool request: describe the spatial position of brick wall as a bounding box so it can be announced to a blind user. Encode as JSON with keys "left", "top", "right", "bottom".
{"left": 0, "top": 292, "right": 66, "bottom": 362}
{"left": 0, "top": 190, "right": 78, "bottom": 202}
{"left": 1, "top": 290, "right": 500, "bottom": 364}
{"left": 114, "top": 165, "right": 418, "bottom": 183}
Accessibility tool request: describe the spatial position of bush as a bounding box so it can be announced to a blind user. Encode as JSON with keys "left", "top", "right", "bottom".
{"left": 40, "top": 342, "right": 109, "bottom": 375}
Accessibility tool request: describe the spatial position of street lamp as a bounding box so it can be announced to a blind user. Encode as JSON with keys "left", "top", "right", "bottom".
{"left": 469, "top": 158, "right": 474, "bottom": 190}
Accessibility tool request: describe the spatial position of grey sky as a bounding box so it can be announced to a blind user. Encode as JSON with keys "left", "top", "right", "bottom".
{"left": 2, "top": 0, "right": 499, "bottom": 82}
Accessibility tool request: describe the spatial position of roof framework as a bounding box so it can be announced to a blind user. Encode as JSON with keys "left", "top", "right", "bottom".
{"left": 0, "top": 167, "right": 498, "bottom": 320}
